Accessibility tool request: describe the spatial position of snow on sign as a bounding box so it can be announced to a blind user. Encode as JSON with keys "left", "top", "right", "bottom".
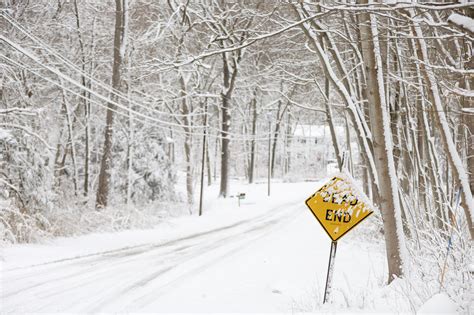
{"left": 305, "top": 175, "right": 373, "bottom": 241}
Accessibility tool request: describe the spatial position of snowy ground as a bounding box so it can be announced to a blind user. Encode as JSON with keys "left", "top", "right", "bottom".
{"left": 0, "top": 179, "right": 459, "bottom": 313}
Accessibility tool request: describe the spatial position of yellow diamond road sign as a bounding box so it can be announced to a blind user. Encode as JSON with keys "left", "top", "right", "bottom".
{"left": 305, "top": 175, "right": 374, "bottom": 241}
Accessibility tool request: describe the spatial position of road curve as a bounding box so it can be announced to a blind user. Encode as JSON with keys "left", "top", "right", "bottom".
{"left": 1, "top": 201, "right": 303, "bottom": 313}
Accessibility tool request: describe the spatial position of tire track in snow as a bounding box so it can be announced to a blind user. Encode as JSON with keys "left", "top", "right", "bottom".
{"left": 4, "top": 199, "right": 297, "bottom": 288}
{"left": 52, "top": 213, "right": 294, "bottom": 312}
{"left": 2, "top": 201, "right": 303, "bottom": 313}
{"left": 5, "top": 199, "right": 299, "bottom": 275}
{"left": 86, "top": 211, "right": 302, "bottom": 313}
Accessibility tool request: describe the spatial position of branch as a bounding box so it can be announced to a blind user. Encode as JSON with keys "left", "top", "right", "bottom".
{"left": 0, "top": 107, "right": 37, "bottom": 116}
{"left": 448, "top": 13, "right": 474, "bottom": 35}
{"left": 154, "top": 9, "right": 335, "bottom": 69}
{"left": 0, "top": 123, "right": 53, "bottom": 151}
{"left": 318, "top": 2, "right": 473, "bottom": 12}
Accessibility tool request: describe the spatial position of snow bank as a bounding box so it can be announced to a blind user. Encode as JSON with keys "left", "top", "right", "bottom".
{"left": 418, "top": 293, "right": 458, "bottom": 314}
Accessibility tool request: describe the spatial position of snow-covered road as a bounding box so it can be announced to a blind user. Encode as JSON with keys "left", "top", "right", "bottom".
{"left": 1, "top": 181, "right": 392, "bottom": 313}
{"left": 2, "top": 201, "right": 302, "bottom": 312}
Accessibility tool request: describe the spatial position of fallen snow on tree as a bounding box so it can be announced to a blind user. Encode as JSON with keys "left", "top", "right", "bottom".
{"left": 0, "top": 128, "right": 12, "bottom": 140}
{"left": 448, "top": 13, "right": 474, "bottom": 33}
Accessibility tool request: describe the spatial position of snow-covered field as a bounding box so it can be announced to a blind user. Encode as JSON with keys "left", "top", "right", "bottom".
{"left": 0, "top": 179, "right": 460, "bottom": 313}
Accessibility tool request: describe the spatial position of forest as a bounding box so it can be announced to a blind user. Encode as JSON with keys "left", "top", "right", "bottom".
{"left": 0, "top": 0, "right": 473, "bottom": 309}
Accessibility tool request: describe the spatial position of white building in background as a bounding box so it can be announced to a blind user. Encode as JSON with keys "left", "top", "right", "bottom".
{"left": 290, "top": 124, "right": 347, "bottom": 177}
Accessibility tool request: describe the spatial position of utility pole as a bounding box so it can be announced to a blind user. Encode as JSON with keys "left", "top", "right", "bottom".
{"left": 198, "top": 102, "right": 208, "bottom": 216}
{"left": 268, "top": 119, "right": 271, "bottom": 197}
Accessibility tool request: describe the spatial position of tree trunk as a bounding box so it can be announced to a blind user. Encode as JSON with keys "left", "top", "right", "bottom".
{"left": 248, "top": 90, "right": 258, "bottom": 183}
{"left": 178, "top": 73, "right": 194, "bottom": 205}
{"left": 410, "top": 9, "right": 474, "bottom": 239}
{"left": 292, "top": 5, "right": 378, "bottom": 195}
{"left": 126, "top": 57, "right": 133, "bottom": 205}
{"left": 206, "top": 132, "right": 212, "bottom": 186}
{"left": 219, "top": 49, "right": 241, "bottom": 197}
{"left": 73, "top": 0, "right": 91, "bottom": 198}
{"left": 96, "top": 0, "right": 127, "bottom": 208}
{"left": 322, "top": 62, "right": 342, "bottom": 171}
{"left": 271, "top": 99, "right": 289, "bottom": 178}
{"left": 59, "top": 80, "right": 78, "bottom": 196}
{"left": 219, "top": 91, "right": 230, "bottom": 197}
{"left": 285, "top": 111, "right": 292, "bottom": 175}
{"left": 359, "top": 6, "right": 406, "bottom": 282}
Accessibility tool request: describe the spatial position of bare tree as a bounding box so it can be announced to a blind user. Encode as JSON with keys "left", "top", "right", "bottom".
{"left": 96, "top": 0, "right": 128, "bottom": 208}
{"left": 358, "top": 3, "right": 407, "bottom": 281}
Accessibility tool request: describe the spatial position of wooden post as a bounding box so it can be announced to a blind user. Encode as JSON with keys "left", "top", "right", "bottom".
{"left": 268, "top": 120, "right": 271, "bottom": 196}
{"left": 198, "top": 102, "right": 208, "bottom": 216}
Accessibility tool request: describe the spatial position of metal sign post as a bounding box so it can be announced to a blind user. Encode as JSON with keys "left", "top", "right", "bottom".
{"left": 323, "top": 152, "right": 343, "bottom": 304}
{"left": 323, "top": 240, "right": 338, "bottom": 304}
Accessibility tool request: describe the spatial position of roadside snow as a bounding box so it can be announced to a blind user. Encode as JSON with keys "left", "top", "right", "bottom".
{"left": 418, "top": 293, "right": 458, "bottom": 314}
{"left": 2, "top": 179, "right": 457, "bottom": 313}
{"left": 1, "top": 180, "right": 320, "bottom": 269}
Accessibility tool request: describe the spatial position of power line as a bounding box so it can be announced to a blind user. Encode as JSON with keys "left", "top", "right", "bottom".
{"left": 0, "top": 12, "right": 311, "bottom": 142}
{"left": 0, "top": 12, "right": 206, "bottom": 120}
{"left": 0, "top": 53, "right": 189, "bottom": 131}
{"left": 0, "top": 51, "right": 282, "bottom": 142}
